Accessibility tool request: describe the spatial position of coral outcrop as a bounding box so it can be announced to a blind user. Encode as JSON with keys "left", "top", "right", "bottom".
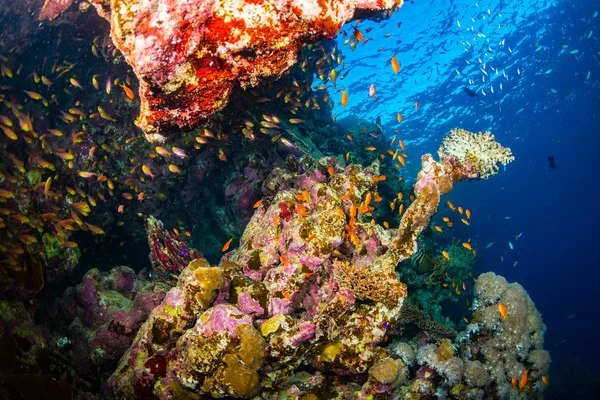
{"left": 107, "top": 129, "right": 517, "bottom": 398}
{"left": 57, "top": 266, "right": 170, "bottom": 377}
{"left": 69, "top": 0, "right": 405, "bottom": 140}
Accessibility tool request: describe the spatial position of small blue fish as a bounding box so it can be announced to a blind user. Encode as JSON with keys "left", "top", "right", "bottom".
{"left": 501, "top": 256, "right": 504, "bottom": 262}
{"left": 505, "top": 216, "right": 511, "bottom": 219}
{"left": 486, "top": 242, "right": 494, "bottom": 249}
{"left": 513, "top": 261, "right": 518, "bottom": 267}
{"left": 181, "top": 247, "right": 186, "bottom": 257}
{"left": 508, "top": 241, "right": 514, "bottom": 250}
{"left": 515, "top": 232, "right": 523, "bottom": 240}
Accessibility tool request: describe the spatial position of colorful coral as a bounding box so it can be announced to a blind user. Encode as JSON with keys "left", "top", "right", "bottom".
{"left": 106, "top": 129, "right": 522, "bottom": 398}
{"left": 70, "top": 0, "right": 405, "bottom": 140}
{"left": 440, "top": 128, "right": 515, "bottom": 179}
{"left": 57, "top": 266, "right": 170, "bottom": 377}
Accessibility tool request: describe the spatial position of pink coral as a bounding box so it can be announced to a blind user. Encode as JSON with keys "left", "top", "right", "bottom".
{"left": 73, "top": 0, "right": 405, "bottom": 140}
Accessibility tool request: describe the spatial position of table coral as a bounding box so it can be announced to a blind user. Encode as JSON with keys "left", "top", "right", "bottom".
{"left": 108, "top": 129, "right": 516, "bottom": 398}
{"left": 71, "top": 0, "right": 405, "bottom": 141}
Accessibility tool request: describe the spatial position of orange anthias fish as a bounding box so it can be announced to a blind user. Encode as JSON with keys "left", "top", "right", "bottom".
{"left": 434, "top": 226, "right": 443, "bottom": 233}
{"left": 341, "top": 90, "right": 348, "bottom": 107}
{"left": 541, "top": 375, "right": 548, "bottom": 385}
{"left": 462, "top": 242, "right": 472, "bottom": 251}
{"left": 253, "top": 199, "right": 263, "bottom": 209}
{"left": 442, "top": 251, "right": 450, "bottom": 260}
{"left": 168, "top": 164, "right": 181, "bottom": 174}
{"left": 397, "top": 112, "right": 403, "bottom": 123}
{"left": 498, "top": 303, "right": 508, "bottom": 320}
{"left": 519, "top": 368, "right": 529, "bottom": 390}
{"left": 222, "top": 237, "right": 234, "bottom": 252}
{"left": 415, "top": 100, "right": 420, "bottom": 110}
{"left": 120, "top": 83, "right": 135, "bottom": 100}
{"left": 466, "top": 209, "right": 471, "bottom": 219}
{"left": 142, "top": 165, "right": 156, "bottom": 179}
{"left": 512, "top": 377, "right": 518, "bottom": 388}
{"left": 391, "top": 55, "right": 400, "bottom": 74}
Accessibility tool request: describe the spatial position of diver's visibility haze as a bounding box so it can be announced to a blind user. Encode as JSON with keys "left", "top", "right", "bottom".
{"left": 0, "top": 0, "right": 598, "bottom": 398}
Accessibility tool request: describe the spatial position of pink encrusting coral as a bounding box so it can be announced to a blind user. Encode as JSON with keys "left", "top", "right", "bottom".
{"left": 45, "top": 0, "right": 405, "bottom": 141}
{"left": 107, "top": 130, "right": 522, "bottom": 398}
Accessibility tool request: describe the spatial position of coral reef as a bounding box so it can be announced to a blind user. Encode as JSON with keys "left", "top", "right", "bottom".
{"left": 73, "top": 0, "right": 405, "bottom": 140}
{"left": 57, "top": 266, "right": 170, "bottom": 378}
{"left": 457, "top": 272, "right": 550, "bottom": 398}
{"left": 107, "top": 129, "right": 518, "bottom": 398}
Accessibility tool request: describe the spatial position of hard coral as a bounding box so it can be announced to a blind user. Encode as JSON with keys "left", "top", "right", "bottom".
{"left": 440, "top": 128, "right": 515, "bottom": 179}
{"left": 109, "top": 131, "right": 515, "bottom": 398}
{"left": 79, "top": 0, "right": 404, "bottom": 140}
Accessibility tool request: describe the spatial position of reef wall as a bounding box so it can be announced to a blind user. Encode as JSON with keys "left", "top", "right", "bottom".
{"left": 40, "top": 0, "right": 404, "bottom": 141}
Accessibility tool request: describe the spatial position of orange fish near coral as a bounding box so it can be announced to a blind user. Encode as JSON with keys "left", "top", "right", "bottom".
{"left": 447, "top": 201, "right": 456, "bottom": 211}
{"left": 512, "top": 377, "right": 518, "bottom": 388}
{"left": 434, "top": 226, "right": 443, "bottom": 233}
{"left": 253, "top": 199, "right": 263, "bottom": 209}
{"left": 541, "top": 375, "right": 548, "bottom": 385}
{"left": 397, "top": 112, "right": 403, "bottom": 123}
{"left": 462, "top": 242, "right": 472, "bottom": 251}
{"left": 222, "top": 237, "right": 234, "bottom": 252}
{"left": 442, "top": 251, "right": 450, "bottom": 260}
{"left": 120, "top": 83, "right": 135, "bottom": 100}
{"left": 519, "top": 368, "right": 529, "bottom": 390}
{"left": 142, "top": 165, "right": 156, "bottom": 179}
{"left": 498, "top": 303, "right": 508, "bottom": 320}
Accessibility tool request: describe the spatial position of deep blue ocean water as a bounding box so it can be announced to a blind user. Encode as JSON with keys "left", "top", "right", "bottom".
{"left": 329, "top": 0, "right": 600, "bottom": 395}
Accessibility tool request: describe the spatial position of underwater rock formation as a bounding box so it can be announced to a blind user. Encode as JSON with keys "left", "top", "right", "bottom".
{"left": 108, "top": 129, "right": 518, "bottom": 398}
{"left": 57, "top": 266, "right": 170, "bottom": 377}
{"left": 70, "top": 0, "right": 405, "bottom": 141}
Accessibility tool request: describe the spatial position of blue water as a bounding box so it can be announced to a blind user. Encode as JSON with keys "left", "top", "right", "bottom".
{"left": 327, "top": 0, "right": 600, "bottom": 394}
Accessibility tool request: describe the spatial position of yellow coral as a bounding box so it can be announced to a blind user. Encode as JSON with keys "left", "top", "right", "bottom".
{"left": 193, "top": 265, "right": 224, "bottom": 309}
{"left": 435, "top": 339, "right": 454, "bottom": 362}
{"left": 441, "top": 128, "right": 514, "bottom": 179}
{"left": 332, "top": 259, "right": 406, "bottom": 305}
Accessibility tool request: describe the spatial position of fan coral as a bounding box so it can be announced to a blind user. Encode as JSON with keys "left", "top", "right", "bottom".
{"left": 440, "top": 128, "right": 515, "bottom": 179}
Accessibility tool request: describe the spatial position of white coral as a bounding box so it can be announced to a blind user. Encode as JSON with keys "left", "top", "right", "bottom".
{"left": 441, "top": 128, "right": 514, "bottom": 179}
